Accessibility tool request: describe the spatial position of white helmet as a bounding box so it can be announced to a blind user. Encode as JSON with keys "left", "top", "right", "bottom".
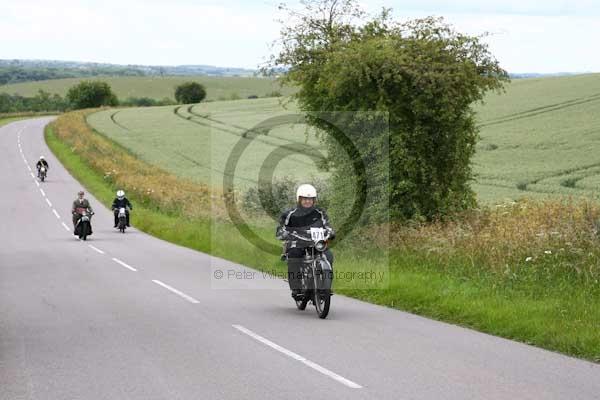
{"left": 40, "top": 156, "right": 45, "bottom": 160}
{"left": 296, "top": 184, "right": 317, "bottom": 202}
{"left": 117, "top": 190, "right": 125, "bottom": 199}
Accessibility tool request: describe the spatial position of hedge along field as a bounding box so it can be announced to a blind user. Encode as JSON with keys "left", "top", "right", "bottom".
{"left": 0, "top": 76, "right": 295, "bottom": 101}
{"left": 50, "top": 110, "right": 600, "bottom": 361}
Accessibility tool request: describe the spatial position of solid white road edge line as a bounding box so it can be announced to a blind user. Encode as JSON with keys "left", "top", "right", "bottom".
{"left": 232, "top": 325, "right": 363, "bottom": 389}
{"left": 112, "top": 258, "right": 137, "bottom": 272}
{"left": 88, "top": 245, "right": 105, "bottom": 255}
{"left": 52, "top": 209, "right": 60, "bottom": 219}
{"left": 46, "top": 198, "right": 52, "bottom": 207}
{"left": 151, "top": 280, "right": 200, "bottom": 304}
{"left": 61, "top": 222, "right": 71, "bottom": 232}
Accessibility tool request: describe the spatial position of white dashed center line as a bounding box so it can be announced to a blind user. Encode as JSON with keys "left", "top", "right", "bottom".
{"left": 88, "top": 245, "right": 105, "bottom": 255}
{"left": 61, "top": 222, "right": 71, "bottom": 232}
{"left": 112, "top": 258, "right": 137, "bottom": 272}
{"left": 39, "top": 189, "right": 46, "bottom": 197}
{"left": 52, "top": 209, "right": 60, "bottom": 219}
{"left": 152, "top": 280, "right": 200, "bottom": 304}
{"left": 45, "top": 198, "right": 52, "bottom": 207}
{"left": 232, "top": 325, "right": 363, "bottom": 389}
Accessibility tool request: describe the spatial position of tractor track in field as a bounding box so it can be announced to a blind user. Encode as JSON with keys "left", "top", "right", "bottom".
{"left": 478, "top": 93, "right": 600, "bottom": 128}
{"left": 528, "top": 161, "right": 600, "bottom": 186}
{"left": 109, "top": 110, "right": 130, "bottom": 131}
{"left": 173, "top": 151, "right": 257, "bottom": 184}
{"left": 477, "top": 160, "right": 600, "bottom": 195}
{"left": 186, "top": 104, "right": 316, "bottom": 147}
{"left": 172, "top": 105, "right": 324, "bottom": 169}
{"left": 173, "top": 106, "right": 241, "bottom": 136}
{"left": 475, "top": 180, "right": 593, "bottom": 198}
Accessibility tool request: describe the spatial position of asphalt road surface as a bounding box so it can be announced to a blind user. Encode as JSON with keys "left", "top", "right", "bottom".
{"left": 1, "top": 118, "right": 599, "bottom": 399}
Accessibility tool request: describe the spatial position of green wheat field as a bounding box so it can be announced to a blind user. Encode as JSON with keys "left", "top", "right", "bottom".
{"left": 84, "top": 73, "right": 600, "bottom": 204}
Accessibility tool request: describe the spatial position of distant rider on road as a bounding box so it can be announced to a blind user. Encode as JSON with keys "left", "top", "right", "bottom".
{"left": 36, "top": 156, "right": 49, "bottom": 178}
{"left": 72, "top": 190, "right": 93, "bottom": 229}
{"left": 112, "top": 190, "right": 132, "bottom": 228}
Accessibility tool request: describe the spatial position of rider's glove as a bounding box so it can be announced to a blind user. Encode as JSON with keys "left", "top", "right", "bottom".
{"left": 277, "top": 229, "right": 289, "bottom": 240}
{"left": 326, "top": 227, "right": 336, "bottom": 240}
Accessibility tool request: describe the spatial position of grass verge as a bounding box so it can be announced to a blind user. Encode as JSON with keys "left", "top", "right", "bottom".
{"left": 46, "top": 111, "right": 600, "bottom": 362}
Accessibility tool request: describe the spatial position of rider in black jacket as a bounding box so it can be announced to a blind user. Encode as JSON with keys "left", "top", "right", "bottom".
{"left": 112, "top": 190, "right": 132, "bottom": 227}
{"left": 36, "top": 156, "right": 49, "bottom": 178}
{"left": 276, "top": 184, "right": 335, "bottom": 296}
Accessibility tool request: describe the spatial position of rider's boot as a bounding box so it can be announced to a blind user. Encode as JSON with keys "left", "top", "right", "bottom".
{"left": 287, "top": 258, "right": 303, "bottom": 298}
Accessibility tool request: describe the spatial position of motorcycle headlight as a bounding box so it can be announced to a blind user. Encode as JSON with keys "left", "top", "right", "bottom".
{"left": 315, "top": 240, "right": 327, "bottom": 251}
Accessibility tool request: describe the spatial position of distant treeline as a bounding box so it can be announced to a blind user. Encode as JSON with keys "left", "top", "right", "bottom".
{"left": 0, "top": 84, "right": 281, "bottom": 113}
{"left": 0, "top": 66, "right": 145, "bottom": 85}
{"left": 0, "top": 90, "right": 178, "bottom": 113}
{"left": 509, "top": 72, "right": 585, "bottom": 79}
{"left": 0, "top": 59, "right": 257, "bottom": 85}
{"left": 0, "top": 91, "right": 68, "bottom": 113}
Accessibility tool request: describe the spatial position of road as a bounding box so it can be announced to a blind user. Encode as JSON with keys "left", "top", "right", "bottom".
{"left": 1, "top": 118, "right": 599, "bottom": 400}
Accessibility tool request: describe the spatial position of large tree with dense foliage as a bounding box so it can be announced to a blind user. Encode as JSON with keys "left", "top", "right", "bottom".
{"left": 270, "top": 1, "right": 509, "bottom": 221}
{"left": 174, "top": 82, "right": 207, "bottom": 104}
{"left": 66, "top": 80, "right": 118, "bottom": 109}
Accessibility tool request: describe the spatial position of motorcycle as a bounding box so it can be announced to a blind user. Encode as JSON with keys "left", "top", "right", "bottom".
{"left": 286, "top": 227, "right": 334, "bottom": 319}
{"left": 74, "top": 208, "right": 94, "bottom": 240}
{"left": 39, "top": 166, "right": 47, "bottom": 182}
{"left": 116, "top": 207, "right": 128, "bottom": 233}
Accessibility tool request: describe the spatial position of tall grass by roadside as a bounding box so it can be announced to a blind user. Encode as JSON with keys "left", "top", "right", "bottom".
{"left": 391, "top": 200, "right": 600, "bottom": 286}
{"left": 51, "top": 109, "right": 210, "bottom": 217}
{"left": 46, "top": 110, "right": 600, "bottom": 362}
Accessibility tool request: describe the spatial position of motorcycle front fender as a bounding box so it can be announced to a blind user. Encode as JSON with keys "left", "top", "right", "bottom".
{"left": 315, "top": 257, "right": 333, "bottom": 291}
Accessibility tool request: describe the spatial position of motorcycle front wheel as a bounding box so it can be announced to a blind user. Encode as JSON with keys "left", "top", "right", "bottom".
{"left": 314, "top": 290, "right": 331, "bottom": 319}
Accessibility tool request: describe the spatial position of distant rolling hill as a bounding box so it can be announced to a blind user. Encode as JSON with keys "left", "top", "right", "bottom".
{"left": 0, "top": 59, "right": 257, "bottom": 84}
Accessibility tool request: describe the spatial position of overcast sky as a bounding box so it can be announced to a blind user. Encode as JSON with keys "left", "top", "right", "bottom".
{"left": 2, "top": 0, "right": 599, "bottom": 73}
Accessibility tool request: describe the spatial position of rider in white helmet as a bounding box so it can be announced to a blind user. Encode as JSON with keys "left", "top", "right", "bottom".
{"left": 276, "top": 184, "right": 335, "bottom": 297}
{"left": 111, "top": 189, "right": 133, "bottom": 227}
{"left": 35, "top": 156, "right": 49, "bottom": 178}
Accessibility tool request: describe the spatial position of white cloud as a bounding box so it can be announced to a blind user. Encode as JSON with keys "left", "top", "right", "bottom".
{"left": 0, "top": 0, "right": 599, "bottom": 72}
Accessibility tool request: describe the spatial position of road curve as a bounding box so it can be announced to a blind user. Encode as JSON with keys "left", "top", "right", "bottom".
{"left": 1, "top": 118, "right": 599, "bottom": 400}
